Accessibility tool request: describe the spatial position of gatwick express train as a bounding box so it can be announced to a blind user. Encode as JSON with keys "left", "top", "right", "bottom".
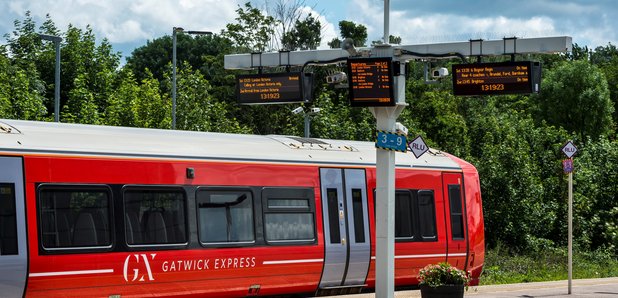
{"left": 0, "top": 119, "right": 484, "bottom": 297}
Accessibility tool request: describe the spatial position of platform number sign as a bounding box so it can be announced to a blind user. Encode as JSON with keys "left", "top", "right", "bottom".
{"left": 375, "top": 130, "right": 407, "bottom": 152}
{"left": 408, "top": 135, "right": 429, "bottom": 158}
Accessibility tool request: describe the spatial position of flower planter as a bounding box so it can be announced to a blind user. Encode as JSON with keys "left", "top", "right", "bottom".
{"left": 420, "top": 284, "right": 465, "bottom": 298}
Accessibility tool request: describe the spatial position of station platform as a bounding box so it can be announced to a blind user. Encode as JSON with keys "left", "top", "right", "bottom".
{"left": 322, "top": 277, "right": 618, "bottom": 297}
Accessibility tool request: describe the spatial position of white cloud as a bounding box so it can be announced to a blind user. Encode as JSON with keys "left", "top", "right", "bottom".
{"left": 5, "top": 0, "right": 243, "bottom": 44}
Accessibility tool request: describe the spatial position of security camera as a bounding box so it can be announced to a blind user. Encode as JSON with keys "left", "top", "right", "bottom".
{"left": 432, "top": 67, "right": 449, "bottom": 78}
{"left": 342, "top": 38, "right": 357, "bottom": 56}
{"left": 292, "top": 107, "right": 304, "bottom": 114}
{"left": 395, "top": 122, "right": 408, "bottom": 136}
{"left": 310, "top": 108, "right": 321, "bottom": 113}
{"left": 326, "top": 72, "right": 347, "bottom": 84}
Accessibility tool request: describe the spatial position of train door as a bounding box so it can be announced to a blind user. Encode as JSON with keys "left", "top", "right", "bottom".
{"left": 318, "top": 168, "right": 370, "bottom": 292}
{"left": 442, "top": 172, "right": 468, "bottom": 269}
{"left": 0, "top": 157, "right": 28, "bottom": 297}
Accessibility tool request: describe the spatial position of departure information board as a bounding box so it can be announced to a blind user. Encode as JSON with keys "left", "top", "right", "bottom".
{"left": 452, "top": 61, "right": 538, "bottom": 96}
{"left": 236, "top": 72, "right": 306, "bottom": 104}
{"left": 347, "top": 57, "right": 395, "bottom": 107}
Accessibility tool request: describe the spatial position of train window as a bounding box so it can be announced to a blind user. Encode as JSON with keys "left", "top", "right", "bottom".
{"left": 351, "top": 189, "right": 365, "bottom": 243}
{"left": 196, "top": 189, "right": 254, "bottom": 245}
{"left": 395, "top": 190, "right": 416, "bottom": 240}
{"left": 326, "top": 188, "right": 340, "bottom": 244}
{"left": 262, "top": 187, "right": 315, "bottom": 244}
{"left": 0, "top": 184, "right": 18, "bottom": 255}
{"left": 124, "top": 187, "right": 187, "bottom": 246}
{"left": 418, "top": 190, "right": 437, "bottom": 240}
{"left": 38, "top": 185, "right": 112, "bottom": 250}
{"left": 448, "top": 185, "right": 465, "bottom": 240}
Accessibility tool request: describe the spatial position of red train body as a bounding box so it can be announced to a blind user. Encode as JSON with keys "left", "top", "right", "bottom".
{"left": 0, "top": 120, "right": 484, "bottom": 297}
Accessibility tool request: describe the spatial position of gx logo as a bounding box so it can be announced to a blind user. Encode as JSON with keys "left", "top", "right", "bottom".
{"left": 123, "top": 254, "right": 156, "bottom": 282}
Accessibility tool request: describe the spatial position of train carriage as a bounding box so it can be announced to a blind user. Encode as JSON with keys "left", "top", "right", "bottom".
{"left": 0, "top": 119, "right": 484, "bottom": 297}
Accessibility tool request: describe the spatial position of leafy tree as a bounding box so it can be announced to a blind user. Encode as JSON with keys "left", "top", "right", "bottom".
{"left": 338, "top": 20, "right": 367, "bottom": 47}
{"left": 0, "top": 52, "right": 13, "bottom": 118}
{"left": 574, "top": 138, "right": 618, "bottom": 254}
{"left": 132, "top": 70, "right": 170, "bottom": 129}
{"left": 372, "top": 35, "right": 402, "bottom": 46}
{"left": 104, "top": 68, "right": 139, "bottom": 127}
{"left": 174, "top": 63, "right": 250, "bottom": 133}
{"left": 223, "top": 2, "right": 277, "bottom": 52}
{"left": 281, "top": 13, "right": 322, "bottom": 50}
{"left": 62, "top": 73, "right": 99, "bottom": 124}
{"left": 328, "top": 20, "right": 368, "bottom": 49}
{"left": 590, "top": 44, "right": 618, "bottom": 130}
{"left": 533, "top": 60, "right": 613, "bottom": 140}
{"left": 327, "top": 38, "right": 341, "bottom": 49}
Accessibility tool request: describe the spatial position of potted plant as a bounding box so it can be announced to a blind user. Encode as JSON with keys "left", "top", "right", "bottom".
{"left": 418, "top": 262, "right": 470, "bottom": 298}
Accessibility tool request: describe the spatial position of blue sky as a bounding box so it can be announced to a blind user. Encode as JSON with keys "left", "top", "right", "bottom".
{"left": 1, "top": 0, "right": 616, "bottom": 59}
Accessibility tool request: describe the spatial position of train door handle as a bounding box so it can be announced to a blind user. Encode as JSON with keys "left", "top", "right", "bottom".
{"left": 342, "top": 238, "right": 346, "bottom": 245}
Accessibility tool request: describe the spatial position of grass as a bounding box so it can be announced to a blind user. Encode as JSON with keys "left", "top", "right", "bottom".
{"left": 480, "top": 245, "right": 618, "bottom": 285}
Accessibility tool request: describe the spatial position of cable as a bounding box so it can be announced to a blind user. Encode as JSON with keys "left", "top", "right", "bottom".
{"left": 300, "top": 57, "right": 349, "bottom": 73}
{"left": 399, "top": 49, "right": 467, "bottom": 63}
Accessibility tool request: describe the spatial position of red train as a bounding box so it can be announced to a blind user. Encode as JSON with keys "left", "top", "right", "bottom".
{"left": 0, "top": 119, "right": 484, "bottom": 297}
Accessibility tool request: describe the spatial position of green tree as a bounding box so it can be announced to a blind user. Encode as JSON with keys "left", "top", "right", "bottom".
{"left": 223, "top": 2, "right": 277, "bottom": 52}
{"left": 132, "top": 70, "right": 170, "bottom": 129}
{"left": 62, "top": 73, "right": 99, "bottom": 124}
{"left": 175, "top": 63, "right": 250, "bottom": 133}
{"left": 533, "top": 60, "right": 614, "bottom": 140}
{"left": 574, "top": 138, "right": 618, "bottom": 254}
{"left": 338, "top": 20, "right": 367, "bottom": 47}
{"left": 328, "top": 20, "right": 368, "bottom": 49}
{"left": 104, "top": 68, "right": 139, "bottom": 127}
{"left": 281, "top": 13, "right": 322, "bottom": 50}
{"left": 372, "top": 35, "right": 402, "bottom": 45}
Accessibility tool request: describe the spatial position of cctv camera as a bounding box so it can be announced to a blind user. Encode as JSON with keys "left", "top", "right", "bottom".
{"left": 310, "top": 108, "right": 321, "bottom": 113}
{"left": 432, "top": 67, "right": 449, "bottom": 78}
{"left": 326, "top": 72, "right": 347, "bottom": 84}
{"left": 395, "top": 122, "right": 408, "bottom": 136}
{"left": 342, "top": 38, "right": 357, "bottom": 56}
{"left": 292, "top": 107, "right": 304, "bottom": 114}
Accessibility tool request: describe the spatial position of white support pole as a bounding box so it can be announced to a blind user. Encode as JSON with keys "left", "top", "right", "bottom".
{"left": 384, "top": 0, "right": 390, "bottom": 45}
{"left": 568, "top": 167, "right": 573, "bottom": 294}
{"left": 372, "top": 60, "right": 406, "bottom": 298}
{"left": 375, "top": 109, "right": 396, "bottom": 298}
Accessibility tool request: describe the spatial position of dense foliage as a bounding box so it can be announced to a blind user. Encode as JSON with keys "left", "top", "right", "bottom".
{"left": 1, "top": 6, "right": 617, "bottom": 258}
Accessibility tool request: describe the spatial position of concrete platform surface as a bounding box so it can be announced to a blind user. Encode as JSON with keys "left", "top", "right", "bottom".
{"left": 321, "top": 277, "right": 618, "bottom": 297}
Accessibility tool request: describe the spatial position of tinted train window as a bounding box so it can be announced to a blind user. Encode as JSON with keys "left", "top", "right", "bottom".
{"left": 196, "top": 189, "right": 254, "bottom": 245}
{"left": 262, "top": 188, "right": 315, "bottom": 244}
{"left": 326, "top": 188, "right": 340, "bottom": 243}
{"left": 0, "top": 184, "right": 18, "bottom": 255}
{"left": 448, "top": 185, "right": 465, "bottom": 240}
{"left": 395, "top": 190, "right": 416, "bottom": 240}
{"left": 418, "top": 190, "right": 437, "bottom": 240}
{"left": 124, "top": 187, "right": 187, "bottom": 245}
{"left": 38, "top": 185, "right": 112, "bottom": 249}
{"left": 351, "top": 189, "right": 365, "bottom": 243}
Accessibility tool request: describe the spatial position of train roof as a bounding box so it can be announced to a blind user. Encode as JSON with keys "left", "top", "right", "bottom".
{"left": 0, "top": 119, "right": 461, "bottom": 170}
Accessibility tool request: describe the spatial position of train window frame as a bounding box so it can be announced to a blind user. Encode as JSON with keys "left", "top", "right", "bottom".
{"left": 418, "top": 190, "right": 438, "bottom": 241}
{"left": 195, "top": 187, "right": 256, "bottom": 247}
{"left": 372, "top": 189, "right": 438, "bottom": 242}
{"left": 36, "top": 184, "right": 114, "bottom": 253}
{"left": 122, "top": 185, "right": 189, "bottom": 248}
{"left": 0, "top": 183, "right": 18, "bottom": 255}
{"left": 448, "top": 184, "right": 465, "bottom": 240}
{"left": 262, "top": 187, "right": 316, "bottom": 245}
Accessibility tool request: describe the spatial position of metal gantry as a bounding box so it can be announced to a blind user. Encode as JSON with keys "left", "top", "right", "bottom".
{"left": 225, "top": 28, "right": 571, "bottom": 298}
